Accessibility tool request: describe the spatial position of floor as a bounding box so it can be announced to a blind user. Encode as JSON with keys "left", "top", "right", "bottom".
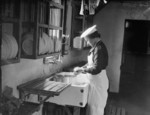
{"left": 41, "top": 82, "right": 150, "bottom": 115}
{"left": 109, "top": 53, "right": 150, "bottom": 115}
{"left": 107, "top": 84, "right": 150, "bottom": 115}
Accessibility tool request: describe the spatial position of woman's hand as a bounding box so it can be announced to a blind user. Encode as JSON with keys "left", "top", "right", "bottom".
{"left": 73, "top": 67, "right": 86, "bottom": 75}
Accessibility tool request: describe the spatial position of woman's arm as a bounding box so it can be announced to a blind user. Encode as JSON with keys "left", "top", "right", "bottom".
{"left": 82, "top": 63, "right": 88, "bottom": 68}
{"left": 84, "top": 43, "right": 108, "bottom": 75}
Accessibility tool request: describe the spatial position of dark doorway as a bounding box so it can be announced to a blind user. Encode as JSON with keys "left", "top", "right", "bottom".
{"left": 119, "top": 19, "right": 150, "bottom": 96}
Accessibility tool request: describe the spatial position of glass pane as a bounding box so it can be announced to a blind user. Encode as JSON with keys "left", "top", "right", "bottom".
{"left": 49, "top": 29, "right": 61, "bottom": 53}
{"left": 49, "top": 0, "right": 62, "bottom": 53}
{"left": 49, "top": 8, "right": 61, "bottom": 27}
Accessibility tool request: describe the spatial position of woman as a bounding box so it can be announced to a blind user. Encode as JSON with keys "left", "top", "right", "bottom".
{"left": 74, "top": 25, "right": 109, "bottom": 115}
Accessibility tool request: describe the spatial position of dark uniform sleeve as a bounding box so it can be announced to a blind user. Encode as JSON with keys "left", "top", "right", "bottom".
{"left": 84, "top": 42, "right": 108, "bottom": 75}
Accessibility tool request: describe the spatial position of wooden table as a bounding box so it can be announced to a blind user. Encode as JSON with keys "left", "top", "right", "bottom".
{"left": 17, "top": 74, "right": 71, "bottom": 115}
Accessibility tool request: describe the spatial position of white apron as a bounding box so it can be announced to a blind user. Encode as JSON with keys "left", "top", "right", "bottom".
{"left": 86, "top": 52, "right": 109, "bottom": 115}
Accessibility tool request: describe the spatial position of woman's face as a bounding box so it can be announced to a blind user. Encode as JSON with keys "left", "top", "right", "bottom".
{"left": 84, "top": 37, "right": 95, "bottom": 47}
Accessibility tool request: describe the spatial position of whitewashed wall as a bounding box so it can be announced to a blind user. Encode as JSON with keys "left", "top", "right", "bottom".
{"left": 94, "top": 1, "right": 150, "bottom": 92}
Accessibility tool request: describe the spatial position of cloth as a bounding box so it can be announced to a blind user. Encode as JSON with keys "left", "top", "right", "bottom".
{"left": 89, "top": 0, "right": 101, "bottom": 15}
{"left": 80, "top": 0, "right": 101, "bottom": 15}
{"left": 80, "top": 0, "right": 84, "bottom": 15}
{"left": 85, "top": 40, "right": 109, "bottom": 115}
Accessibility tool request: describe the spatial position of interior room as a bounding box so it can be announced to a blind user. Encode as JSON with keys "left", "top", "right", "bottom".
{"left": 1, "top": 0, "right": 150, "bottom": 115}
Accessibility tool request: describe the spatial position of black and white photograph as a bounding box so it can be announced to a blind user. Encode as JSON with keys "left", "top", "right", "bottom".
{"left": 1, "top": 0, "right": 150, "bottom": 115}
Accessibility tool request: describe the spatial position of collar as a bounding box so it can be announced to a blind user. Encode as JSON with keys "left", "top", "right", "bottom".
{"left": 89, "top": 39, "right": 101, "bottom": 53}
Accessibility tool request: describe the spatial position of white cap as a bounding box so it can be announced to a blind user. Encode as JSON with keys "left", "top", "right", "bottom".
{"left": 80, "top": 25, "right": 97, "bottom": 38}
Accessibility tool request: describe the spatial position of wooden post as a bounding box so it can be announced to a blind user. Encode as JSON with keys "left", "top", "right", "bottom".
{"left": 0, "top": 0, "right": 2, "bottom": 96}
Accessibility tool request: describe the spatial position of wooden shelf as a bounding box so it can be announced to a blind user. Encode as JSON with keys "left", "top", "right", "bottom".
{"left": 20, "top": 0, "right": 67, "bottom": 59}
{"left": 1, "top": 17, "right": 19, "bottom": 23}
{"left": 1, "top": 0, "right": 68, "bottom": 61}
{"left": 1, "top": 22, "right": 21, "bottom": 65}
{"left": 38, "top": 23, "right": 63, "bottom": 30}
{"left": 22, "top": 22, "right": 35, "bottom": 27}
{"left": 21, "top": 52, "right": 61, "bottom": 59}
{"left": 1, "top": 1, "right": 21, "bottom": 66}
{"left": 1, "top": 58, "right": 20, "bottom": 66}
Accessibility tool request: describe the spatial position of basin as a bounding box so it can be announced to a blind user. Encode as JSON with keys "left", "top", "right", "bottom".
{"left": 47, "top": 72, "right": 89, "bottom": 107}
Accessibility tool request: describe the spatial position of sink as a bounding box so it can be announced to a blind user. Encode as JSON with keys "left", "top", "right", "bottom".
{"left": 52, "top": 72, "right": 90, "bottom": 85}
{"left": 51, "top": 72, "right": 76, "bottom": 84}
{"left": 47, "top": 72, "right": 89, "bottom": 107}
